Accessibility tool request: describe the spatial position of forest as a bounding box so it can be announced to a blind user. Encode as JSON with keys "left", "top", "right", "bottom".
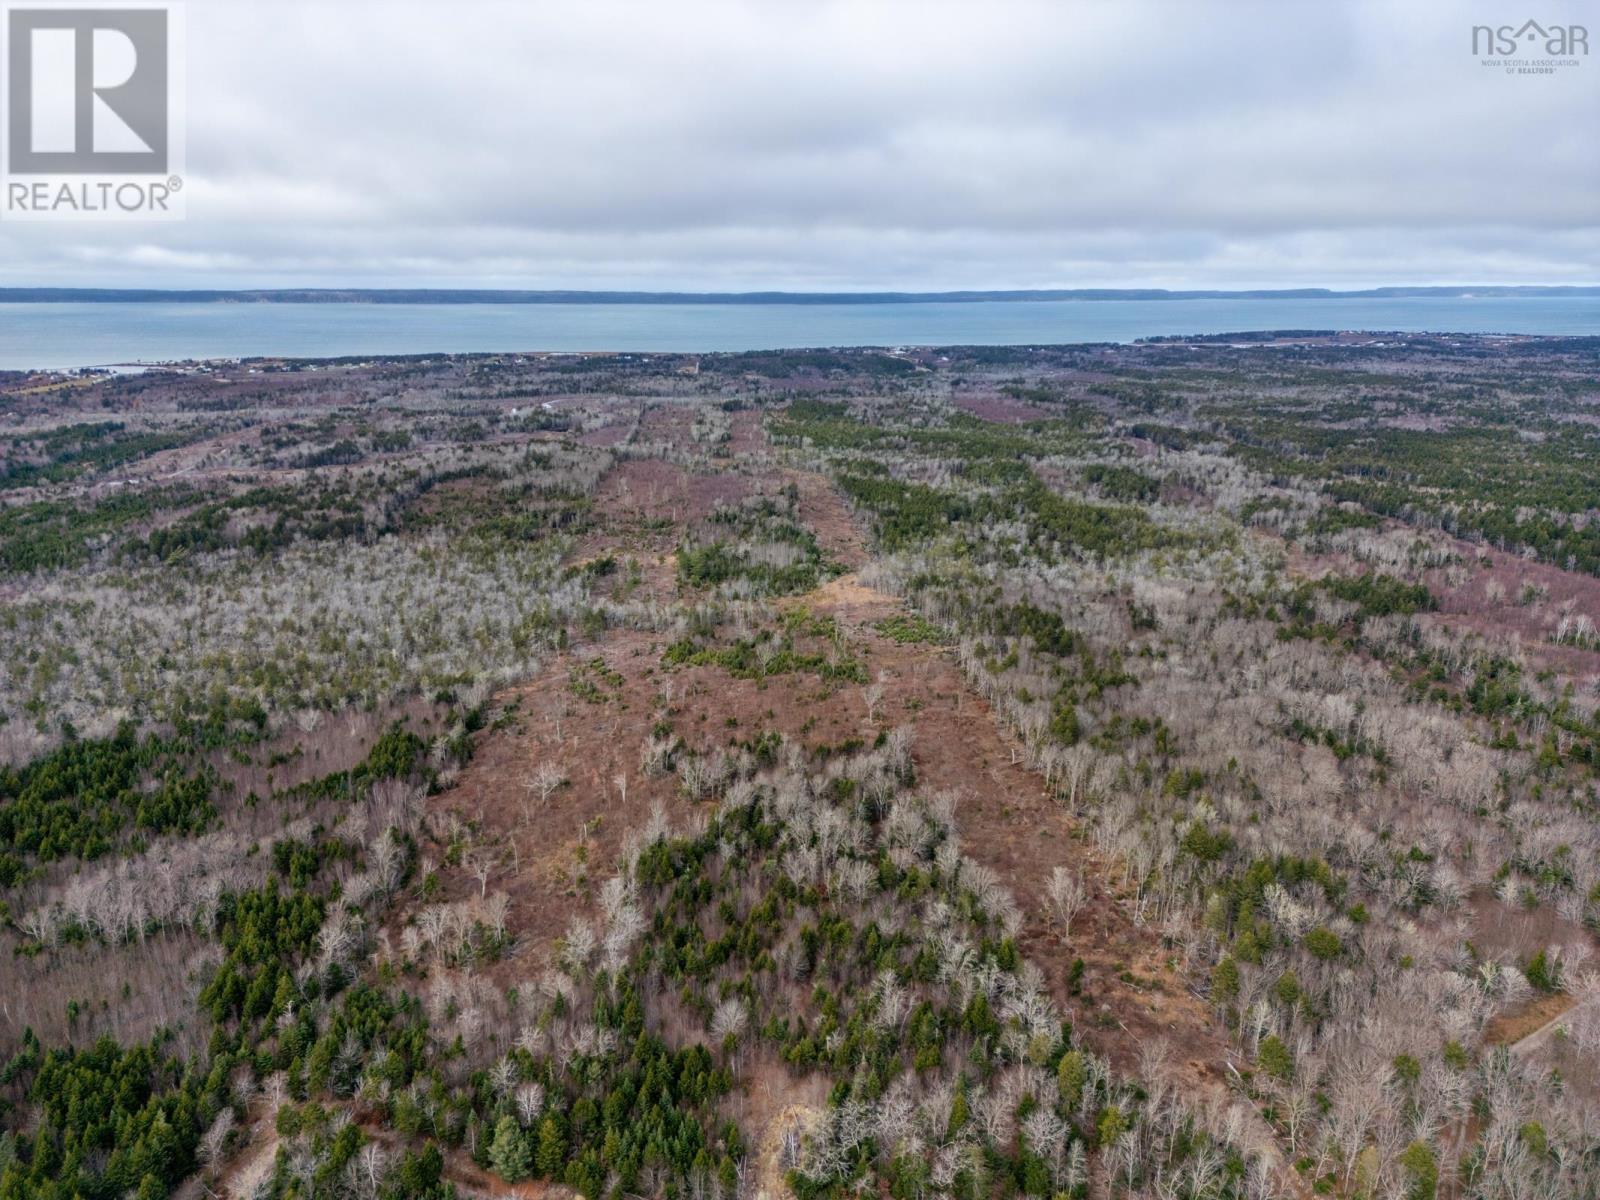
{"left": 2, "top": 332, "right": 1600, "bottom": 1199}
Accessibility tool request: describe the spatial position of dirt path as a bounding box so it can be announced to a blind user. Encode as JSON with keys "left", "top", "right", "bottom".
{"left": 781, "top": 471, "right": 1242, "bottom": 1069}
{"left": 777, "top": 465, "right": 1294, "bottom": 1179}
{"left": 814, "top": 602, "right": 1259, "bottom": 1107}
{"left": 1485, "top": 991, "right": 1575, "bottom": 1050}
{"left": 1503, "top": 992, "right": 1591, "bottom": 1059}
{"left": 789, "top": 467, "right": 870, "bottom": 570}
{"left": 210, "top": 1114, "right": 277, "bottom": 1198}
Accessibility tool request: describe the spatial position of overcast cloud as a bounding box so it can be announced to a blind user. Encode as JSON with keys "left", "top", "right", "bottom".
{"left": 3, "top": 0, "right": 1596, "bottom": 290}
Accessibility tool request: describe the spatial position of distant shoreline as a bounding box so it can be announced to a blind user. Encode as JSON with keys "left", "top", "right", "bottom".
{"left": 2, "top": 285, "right": 1598, "bottom": 305}
{"left": 5, "top": 295, "right": 1594, "bottom": 372}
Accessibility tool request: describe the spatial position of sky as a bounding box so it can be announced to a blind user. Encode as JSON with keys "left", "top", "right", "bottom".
{"left": 1, "top": 0, "right": 1596, "bottom": 291}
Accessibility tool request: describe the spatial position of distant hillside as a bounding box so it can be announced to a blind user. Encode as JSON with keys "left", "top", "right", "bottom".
{"left": 1, "top": 285, "right": 1597, "bottom": 304}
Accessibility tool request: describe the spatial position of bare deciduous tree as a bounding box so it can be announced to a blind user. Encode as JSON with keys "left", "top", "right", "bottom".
{"left": 522, "top": 762, "right": 567, "bottom": 822}
{"left": 863, "top": 673, "right": 886, "bottom": 724}
{"left": 1045, "top": 866, "right": 1087, "bottom": 939}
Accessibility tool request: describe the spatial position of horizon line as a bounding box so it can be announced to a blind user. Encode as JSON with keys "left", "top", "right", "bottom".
{"left": 2, "top": 284, "right": 1599, "bottom": 304}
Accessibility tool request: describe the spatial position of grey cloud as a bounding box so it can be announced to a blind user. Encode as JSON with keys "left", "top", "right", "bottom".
{"left": 3, "top": 0, "right": 1595, "bottom": 288}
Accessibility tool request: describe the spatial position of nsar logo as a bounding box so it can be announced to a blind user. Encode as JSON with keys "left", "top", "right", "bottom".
{"left": 1472, "top": 18, "right": 1587, "bottom": 74}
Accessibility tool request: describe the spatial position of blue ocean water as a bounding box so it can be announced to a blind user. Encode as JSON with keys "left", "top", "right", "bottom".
{"left": 0, "top": 296, "right": 1596, "bottom": 370}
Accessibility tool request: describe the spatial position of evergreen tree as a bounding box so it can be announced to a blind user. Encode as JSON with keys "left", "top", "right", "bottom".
{"left": 490, "top": 1115, "right": 531, "bottom": 1182}
{"left": 1057, "top": 1050, "right": 1086, "bottom": 1107}
{"left": 535, "top": 1115, "right": 567, "bottom": 1177}
{"left": 1399, "top": 1141, "right": 1438, "bottom": 1200}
